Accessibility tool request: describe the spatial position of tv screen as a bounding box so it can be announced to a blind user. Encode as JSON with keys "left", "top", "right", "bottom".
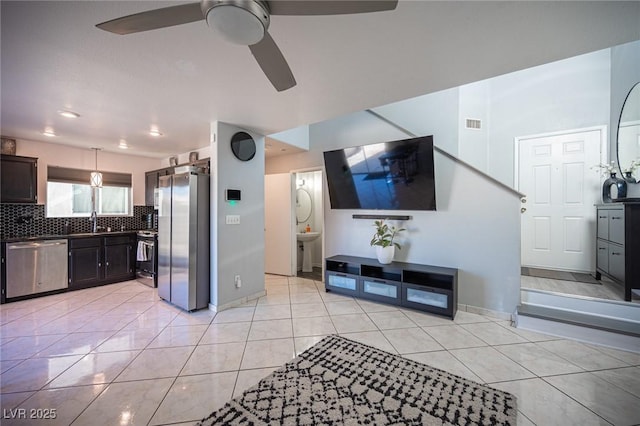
{"left": 323, "top": 135, "right": 436, "bottom": 210}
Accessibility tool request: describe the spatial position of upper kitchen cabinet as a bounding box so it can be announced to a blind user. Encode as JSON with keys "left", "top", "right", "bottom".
{"left": 145, "top": 159, "right": 209, "bottom": 207}
{"left": 145, "top": 167, "right": 174, "bottom": 207}
{"left": 1, "top": 155, "right": 38, "bottom": 203}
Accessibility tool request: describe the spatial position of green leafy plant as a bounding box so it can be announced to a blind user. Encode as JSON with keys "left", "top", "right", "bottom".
{"left": 370, "top": 220, "right": 405, "bottom": 250}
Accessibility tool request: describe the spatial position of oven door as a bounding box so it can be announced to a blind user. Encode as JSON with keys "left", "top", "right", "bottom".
{"left": 136, "top": 238, "right": 157, "bottom": 287}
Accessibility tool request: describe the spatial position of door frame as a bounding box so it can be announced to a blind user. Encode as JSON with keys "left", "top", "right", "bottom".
{"left": 514, "top": 125, "right": 608, "bottom": 273}
{"left": 291, "top": 166, "right": 325, "bottom": 281}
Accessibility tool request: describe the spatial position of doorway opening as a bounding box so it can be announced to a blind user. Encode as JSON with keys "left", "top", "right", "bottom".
{"left": 294, "top": 170, "right": 323, "bottom": 281}
{"left": 515, "top": 126, "right": 626, "bottom": 300}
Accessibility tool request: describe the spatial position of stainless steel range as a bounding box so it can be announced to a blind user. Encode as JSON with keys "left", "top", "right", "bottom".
{"left": 136, "top": 230, "right": 157, "bottom": 287}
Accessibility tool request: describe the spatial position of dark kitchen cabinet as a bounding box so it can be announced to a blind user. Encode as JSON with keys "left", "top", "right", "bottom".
{"left": 104, "top": 236, "right": 135, "bottom": 281}
{"left": 68, "top": 234, "right": 136, "bottom": 289}
{"left": 145, "top": 167, "right": 174, "bottom": 207}
{"left": 68, "top": 237, "right": 102, "bottom": 289}
{"left": 1, "top": 155, "right": 37, "bottom": 203}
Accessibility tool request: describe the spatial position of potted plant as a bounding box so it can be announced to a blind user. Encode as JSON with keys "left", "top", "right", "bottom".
{"left": 370, "top": 220, "right": 405, "bottom": 264}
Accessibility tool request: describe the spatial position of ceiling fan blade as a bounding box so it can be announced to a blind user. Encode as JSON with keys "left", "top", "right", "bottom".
{"left": 96, "top": 3, "right": 204, "bottom": 35}
{"left": 249, "top": 32, "right": 296, "bottom": 92}
{"left": 269, "top": 0, "right": 398, "bottom": 16}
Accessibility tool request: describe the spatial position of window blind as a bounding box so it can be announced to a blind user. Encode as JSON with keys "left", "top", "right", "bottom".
{"left": 47, "top": 166, "right": 131, "bottom": 187}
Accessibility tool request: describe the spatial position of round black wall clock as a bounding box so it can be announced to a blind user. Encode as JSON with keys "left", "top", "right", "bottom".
{"left": 230, "top": 131, "right": 256, "bottom": 161}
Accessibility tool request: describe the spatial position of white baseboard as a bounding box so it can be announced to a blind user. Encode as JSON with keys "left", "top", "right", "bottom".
{"left": 208, "top": 290, "right": 266, "bottom": 313}
{"left": 458, "top": 303, "right": 513, "bottom": 321}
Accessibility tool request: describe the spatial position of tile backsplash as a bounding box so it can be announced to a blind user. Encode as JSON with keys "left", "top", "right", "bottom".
{"left": 1, "top": 204, "right": 156, "bottom": 239}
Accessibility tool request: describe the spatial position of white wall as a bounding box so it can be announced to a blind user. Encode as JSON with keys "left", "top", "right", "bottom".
{"left": 14, "top": 138, "right": 161, "bottom": 205}
{"left": 270, "top": 125, "right": 310, "bottom": 150}
{"left": 267, "top": 110, "right": 522, "bottom": 314}
{"left": 458, "top": 82, "right": 491, "bottom": 171}
{"left": 210, "top": 122, "right": 265, "bottom": 309}
{"left": 371, "top": 88, "right": 460, "bottom": 156}
{"left": 160, "top": 146, "right": 212, "bottom": 167}
{"left": 370, "top": 49, "right": 612, "bottom": 189}
{"left": 486, "top": 48, "right": 611, "bottom": 186}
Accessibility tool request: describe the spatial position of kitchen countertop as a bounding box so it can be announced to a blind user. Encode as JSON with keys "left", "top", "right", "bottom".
{"left": 2, "top": 230, "right": 139, "bottom": 243}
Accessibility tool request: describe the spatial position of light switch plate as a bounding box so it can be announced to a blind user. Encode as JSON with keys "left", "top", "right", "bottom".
{"left": 226, "top": 215, "right": 240, "bottom": 225}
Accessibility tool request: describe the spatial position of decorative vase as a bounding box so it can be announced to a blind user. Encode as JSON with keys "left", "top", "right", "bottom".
{"left": 624, "top": 171, "right": 637, "bottom": 184}
{"left": 376, "top": 245, "right": 395, "bottom": 264}
{"left": 602, "top": 172, "right": 627, "bottom": 203}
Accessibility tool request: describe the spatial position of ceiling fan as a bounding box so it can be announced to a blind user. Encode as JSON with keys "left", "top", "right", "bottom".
{"left": 96, "top": 0, "right": 398, "bottom": 92}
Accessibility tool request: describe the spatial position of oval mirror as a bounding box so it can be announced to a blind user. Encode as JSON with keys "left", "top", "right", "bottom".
{"left": 295, "top": 188, "right": 312, "bottom": 223}
{"left": 617, "top": 82, "right": 640, "bottom": 182}
{"left": 230, "top": 131, "right": 256, "bottom": 161}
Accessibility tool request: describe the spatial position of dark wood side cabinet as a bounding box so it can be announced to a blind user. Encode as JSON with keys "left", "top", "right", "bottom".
{"left": 595, "top": 202, "right": 640, "bottom": 301}
{"left": 1, "top": 155, "right": 37, "bottom": 203}
{"left": 325, "top": 255, "right": 458, "bottom": 319}
{"left": 69, "top": 234, "right": 136, "bottom": 289}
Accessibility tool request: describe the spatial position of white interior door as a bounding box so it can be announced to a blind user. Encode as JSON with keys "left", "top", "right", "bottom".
{"left": 265, "top": 173, "right": 295, "bottom": 276}
{"left": 518, "top": 129, "right": 603, "bottom": 273}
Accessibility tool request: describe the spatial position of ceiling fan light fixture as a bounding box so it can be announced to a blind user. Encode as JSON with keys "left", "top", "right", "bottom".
{"left": 58, "top": 110, "right": 80, "bottom": 119}
{"left": 205, "top": 1, "right": 269, "bottom": 46}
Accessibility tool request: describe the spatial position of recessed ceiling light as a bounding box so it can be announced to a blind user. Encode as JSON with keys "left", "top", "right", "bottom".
{"left": 149, "top": 129, "right": 163, "bottom": 137}
{"left": 118, "top": 140, "right": 129, "bottom": 149}
{"left": 43, "top": 129, "right": 56, "bottom": 137}
{"left": 58, "top": 110, "right": 80, "bottom": 119}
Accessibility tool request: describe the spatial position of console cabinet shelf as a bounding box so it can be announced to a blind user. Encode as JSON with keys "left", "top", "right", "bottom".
{"left": 325, "top": 255, "right": 458, "bottom": 319}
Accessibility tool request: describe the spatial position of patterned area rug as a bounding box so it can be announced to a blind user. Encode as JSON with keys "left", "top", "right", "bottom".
{"left": 198, "top": 335, "right": 517, "bottom": 425}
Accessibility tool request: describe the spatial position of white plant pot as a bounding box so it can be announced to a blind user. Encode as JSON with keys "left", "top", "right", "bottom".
{"left": 376, "top": 245, "right": 395, "bottom": 264}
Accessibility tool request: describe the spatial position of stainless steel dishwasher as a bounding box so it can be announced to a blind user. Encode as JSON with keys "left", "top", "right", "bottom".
{"left": 6, "top": 239, "right": 68, "bottom": 298}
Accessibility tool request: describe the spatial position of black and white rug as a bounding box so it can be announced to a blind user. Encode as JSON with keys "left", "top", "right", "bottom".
{"left": 198, "top": 335, "right": 517, "bottom": 425}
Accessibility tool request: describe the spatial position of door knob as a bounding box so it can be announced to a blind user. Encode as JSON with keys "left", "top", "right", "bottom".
{"left": 521, "top": 208, "right": 527, "bottom": 213}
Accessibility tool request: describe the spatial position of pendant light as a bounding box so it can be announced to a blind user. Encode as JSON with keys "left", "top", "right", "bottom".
{"left": 90, "top": 147, "right": 103, "bottom": 188}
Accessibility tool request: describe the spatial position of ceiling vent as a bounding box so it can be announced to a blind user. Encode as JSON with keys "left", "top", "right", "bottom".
{"left": 465, "top": 118, "right": 482, "bottom": 130}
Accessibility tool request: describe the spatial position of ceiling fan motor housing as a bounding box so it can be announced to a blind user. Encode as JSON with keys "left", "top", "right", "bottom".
{"left": 202, "top": 0, "right": 271, "bottom": 46}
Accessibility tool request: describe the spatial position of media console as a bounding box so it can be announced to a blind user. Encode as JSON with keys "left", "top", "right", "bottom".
{"left": 325, "top": 255, "right": 458, "bottom": 319}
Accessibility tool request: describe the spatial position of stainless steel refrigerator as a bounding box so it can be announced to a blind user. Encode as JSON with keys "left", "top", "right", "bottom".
{"left": 158, "top": 169, "right": 210, "bottom": 311}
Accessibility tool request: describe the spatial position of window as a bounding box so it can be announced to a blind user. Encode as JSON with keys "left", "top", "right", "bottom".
{"left": 46, "top": 166, "right": 132, "bottom": 217}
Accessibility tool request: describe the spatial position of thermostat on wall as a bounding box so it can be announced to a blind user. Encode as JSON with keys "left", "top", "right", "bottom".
{"left": 226, "top": 189, "right": 241, "bottom": 201}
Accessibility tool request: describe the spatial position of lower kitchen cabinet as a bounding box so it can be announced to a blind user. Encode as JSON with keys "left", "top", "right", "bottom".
{"left": 69, "top": 238, "right": 102, "bottom": 289}
{"left": 104, "top": 236, "right": 135, "bottom": 281}
{"left": 69, "top": 234, "right": 136, "bottom": 289}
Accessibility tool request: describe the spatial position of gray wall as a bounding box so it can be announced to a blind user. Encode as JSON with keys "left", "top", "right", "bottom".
{"left": 210, "top": 121, "right": 266, "bottom": 309}
{"left": 267, "top": 110, "right": 522, "bottom": 314}
{"left": 368, "top": 48, "right": 612, "bottom": 188}
{"left": 487, "top": 48, "right": 611, "bottom": 186}
{"left": 611, "top": 40, "right": 640, "bottom": 197}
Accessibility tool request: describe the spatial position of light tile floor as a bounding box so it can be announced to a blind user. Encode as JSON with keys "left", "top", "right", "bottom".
{"left": 1, "top": 275, "right": 639, "bottom": 425}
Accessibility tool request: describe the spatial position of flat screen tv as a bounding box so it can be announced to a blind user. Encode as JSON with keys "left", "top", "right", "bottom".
{"left": 323, "top": 135, "right": 436, "bottom": 210}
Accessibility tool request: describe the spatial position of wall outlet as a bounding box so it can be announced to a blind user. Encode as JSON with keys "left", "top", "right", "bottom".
{"left": 226, "top": 215, "right": 240, "bottom": 225}
{"left": 234, "top": 275, "right": 241, "bottom": 288}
